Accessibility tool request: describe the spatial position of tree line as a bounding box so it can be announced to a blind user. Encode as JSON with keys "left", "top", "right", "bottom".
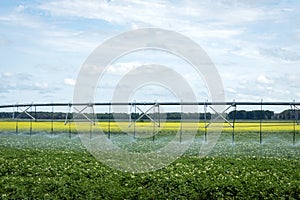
{"left": 0, "top": 109, "right": 298, "bottom": 120}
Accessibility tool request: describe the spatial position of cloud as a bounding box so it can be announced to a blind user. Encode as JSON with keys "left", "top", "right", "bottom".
{"left": 33, "top": 82, "right": 49, "bottom": 90}
{"left": 15, "top": 5, "right": 26, "bottom": 12}
{"left": 0, "top": 72, "right": 32, "bottom": 81}
{"left": 0, "top": 0, "right": 299, "bottom": 105}
{"left": 0, "top": 12, "right": 43, "bottom": 29}
{"left": 0, "top": 3, "right": 102, "bottom": 54}
{"left": 107, "top": 62, "right": 143, "bottom": 75}
{"left": 64, "top": 78, "right": 76, "bottom": 86}
{"left": 256, "top": 75, "right": 274, "bottom": 84}
{"left": 1, "top": 72, "right": 13, "bottom": 78}
{"left": 37, "top": 0, "right": 274, "bottom": 41}
{"left": 259, "top": 47, "right": 300, "bottom": 62}
{"left": 37, "top": 0, "right": 278, "bottom": 26}
{"left": 0, "top": 72, "right": 54, "bottom": 94}
{"left": 226, "top": 87, "right": 237, "bottom": 94}
{"left": 39, "top": 29, "right": 102, "bottom": 53}
{"left": 38, "top": 0, "right": 170, "bottom": 24}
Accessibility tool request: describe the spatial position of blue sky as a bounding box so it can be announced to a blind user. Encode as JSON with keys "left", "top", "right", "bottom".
{"left": 0, "top": 0, "right": 299, "bottom": 111}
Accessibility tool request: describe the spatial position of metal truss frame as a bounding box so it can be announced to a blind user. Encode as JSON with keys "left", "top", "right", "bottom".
{"left": 64, "top": 103, "right": 96, "bottom": 125}
{"left": 1, "top": 101, "right": 299, "bottom": 144}
{"left": 128, "top": 103, "right": 160, "bottom": 128}
{"left": 14, "top": 104, "right": 36, "bottom": 120}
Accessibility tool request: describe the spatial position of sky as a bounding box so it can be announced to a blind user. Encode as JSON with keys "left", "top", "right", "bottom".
{"left": 0, "top": 0, "right": 299, "bottom": 112}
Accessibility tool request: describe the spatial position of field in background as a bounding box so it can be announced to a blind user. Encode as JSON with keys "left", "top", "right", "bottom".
{"left": 0, "top": 121, "right": 300, "bottom": 199}
{"left": 0, "top": 120, "right": 299, "bottom": 133}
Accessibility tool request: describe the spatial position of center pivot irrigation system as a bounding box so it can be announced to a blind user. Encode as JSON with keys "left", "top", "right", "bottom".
{"left": 0, "top": 101, "right": 299, "bottom": 145}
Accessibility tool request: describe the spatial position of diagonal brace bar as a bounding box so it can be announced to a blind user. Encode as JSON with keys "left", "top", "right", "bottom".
{"left": 128, "top": 104, "right": 159, "bottom": 127}
{"left": 206, "top": 105, "right": 234, "bottom": 128}
{"left": 16, "top": 105, "right": 36, "bottom": 120}
{"left": 137, "top": 107, "right": 160, "bottom": 127}
{"left": 65, "top": 104, "right": 95, "bottom": 125}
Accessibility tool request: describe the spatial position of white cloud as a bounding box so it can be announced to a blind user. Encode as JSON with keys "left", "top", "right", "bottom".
{"left": 37, "top": 0, "right": 278, "bottom": 26}
{"left": 37, "top": 0, "right": 272, "bottom": 41}
{"left": 107, "top": 62, "right": 143, "bottom": 75}
{"left": 257, "top": 75, "right": 274, "bottom": 84}
{"left": 64, "top": 78, "right": 76, "bottom": 86}
{"left": 39, "top": 29, "right": 102, "bottom": 53}
{"left": 33, "top": 82, "right": 49, "bottom": 90}
{"left": 15, "top": 4, "right": 26, "bottom": 12}
{"left": 1, "top": 72, "right": 13, "bottom": 77}
{"left": 38, "top": 0, "right": 169, "bottom": 24}
{"left": 259, "top": 47, "right": 300, "bottom": 62}
{"left": 0, "top": 12, "right": 43, "bottom": 29}
{"left": 226, "top": 87, "right": 237, "bottom": 94}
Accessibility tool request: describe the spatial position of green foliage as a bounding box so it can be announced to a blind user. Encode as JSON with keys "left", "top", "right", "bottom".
{"left": 228, "top": 110, "right": 275, "bottom": 120}
{"left": 0, "top": 132, "right": 299, "bottom": 199}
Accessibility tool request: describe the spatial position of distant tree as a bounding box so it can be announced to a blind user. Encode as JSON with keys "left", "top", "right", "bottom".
{"left": 228, "top": 110, "right": 274, "bottom": 120}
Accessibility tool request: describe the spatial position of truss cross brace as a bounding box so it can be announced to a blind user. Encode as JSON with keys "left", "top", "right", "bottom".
{"left": 15, "top": 105, "right": 36, "bottom": 120}
{"left": 206, "top": 104, "right": 235, "bottom": 128}
{"left": 129, "top": 103, "right": 160, "bottom": 128}
{"left": 65, "top": 104, "right": 96, "bottom": 125}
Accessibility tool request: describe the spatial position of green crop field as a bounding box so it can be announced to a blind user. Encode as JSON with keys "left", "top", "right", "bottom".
{"left": 0, "top": 121, "right": 300, "bottom": 199}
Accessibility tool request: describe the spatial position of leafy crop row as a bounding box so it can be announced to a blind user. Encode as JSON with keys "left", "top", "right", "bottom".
{"left": 1, "top": 147, "right": 299, "bottom": 199}
{"left": 0, "top": 125, "right": 299, "bottom": 199}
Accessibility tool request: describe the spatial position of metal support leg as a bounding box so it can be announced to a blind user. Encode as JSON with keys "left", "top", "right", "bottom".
{"left": 129, "top": 101, "right": 136, "bottom": 139}
{"left": 108, "top": 103, "right": 111, "bottom": 140}
{"left": 90, "top": 121, "right": 92, "bottom": 139}
{"left": 51, "top": 105, "right": 54, "bottom": 135}
{"left": 64, "top": 104, "right": 72, "bottom": 138}
{"left": 292, "top": 100, "right": 296, "bottom": 145}
{"left": 293, "top": 105, "right": 296, "bottom": 146}
{"left": 90, "top": 105, "right": 96, "bottom": 125}
{"left": 295, "top": 105, "right": 299, "bottom": 125}
{"left": 35, "top": 105, "right": 37, "bottom": 122}
{"left": 16, "top": 105, "right": 19, "bottom": 134}
{"left": 69, "top": 120, "right": 71, "bottom": 139}
{"left": 65, "top": 104, "right": 71, "bottom": 125}
{"left": 134, "top": 103, "right": 136, "bottom": 139}
{"left": 89, "top": 105, "right": 95, "bottom": 139}
{"left": 30, "top": 104, "right": 33, "bottom": 135}
{"left": 204, "top": 102, "right": 207, "bottom": 143}
{"left": 180, "top": 102, "right": 183, "bottom": 144}
{"left": 232, "top": 104, "right": 237, "bottom": 145}
{"left": 12, "top": 106, "right": 15, "bottom": 120}
{"left": 153, "top": 103, "right": 156, "bottom": 142}
{"left": 260, "top": 99, "right": 263, "bottom": 145}
{"left": 158, "top": 104, "right": 160, "bottom": 128}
